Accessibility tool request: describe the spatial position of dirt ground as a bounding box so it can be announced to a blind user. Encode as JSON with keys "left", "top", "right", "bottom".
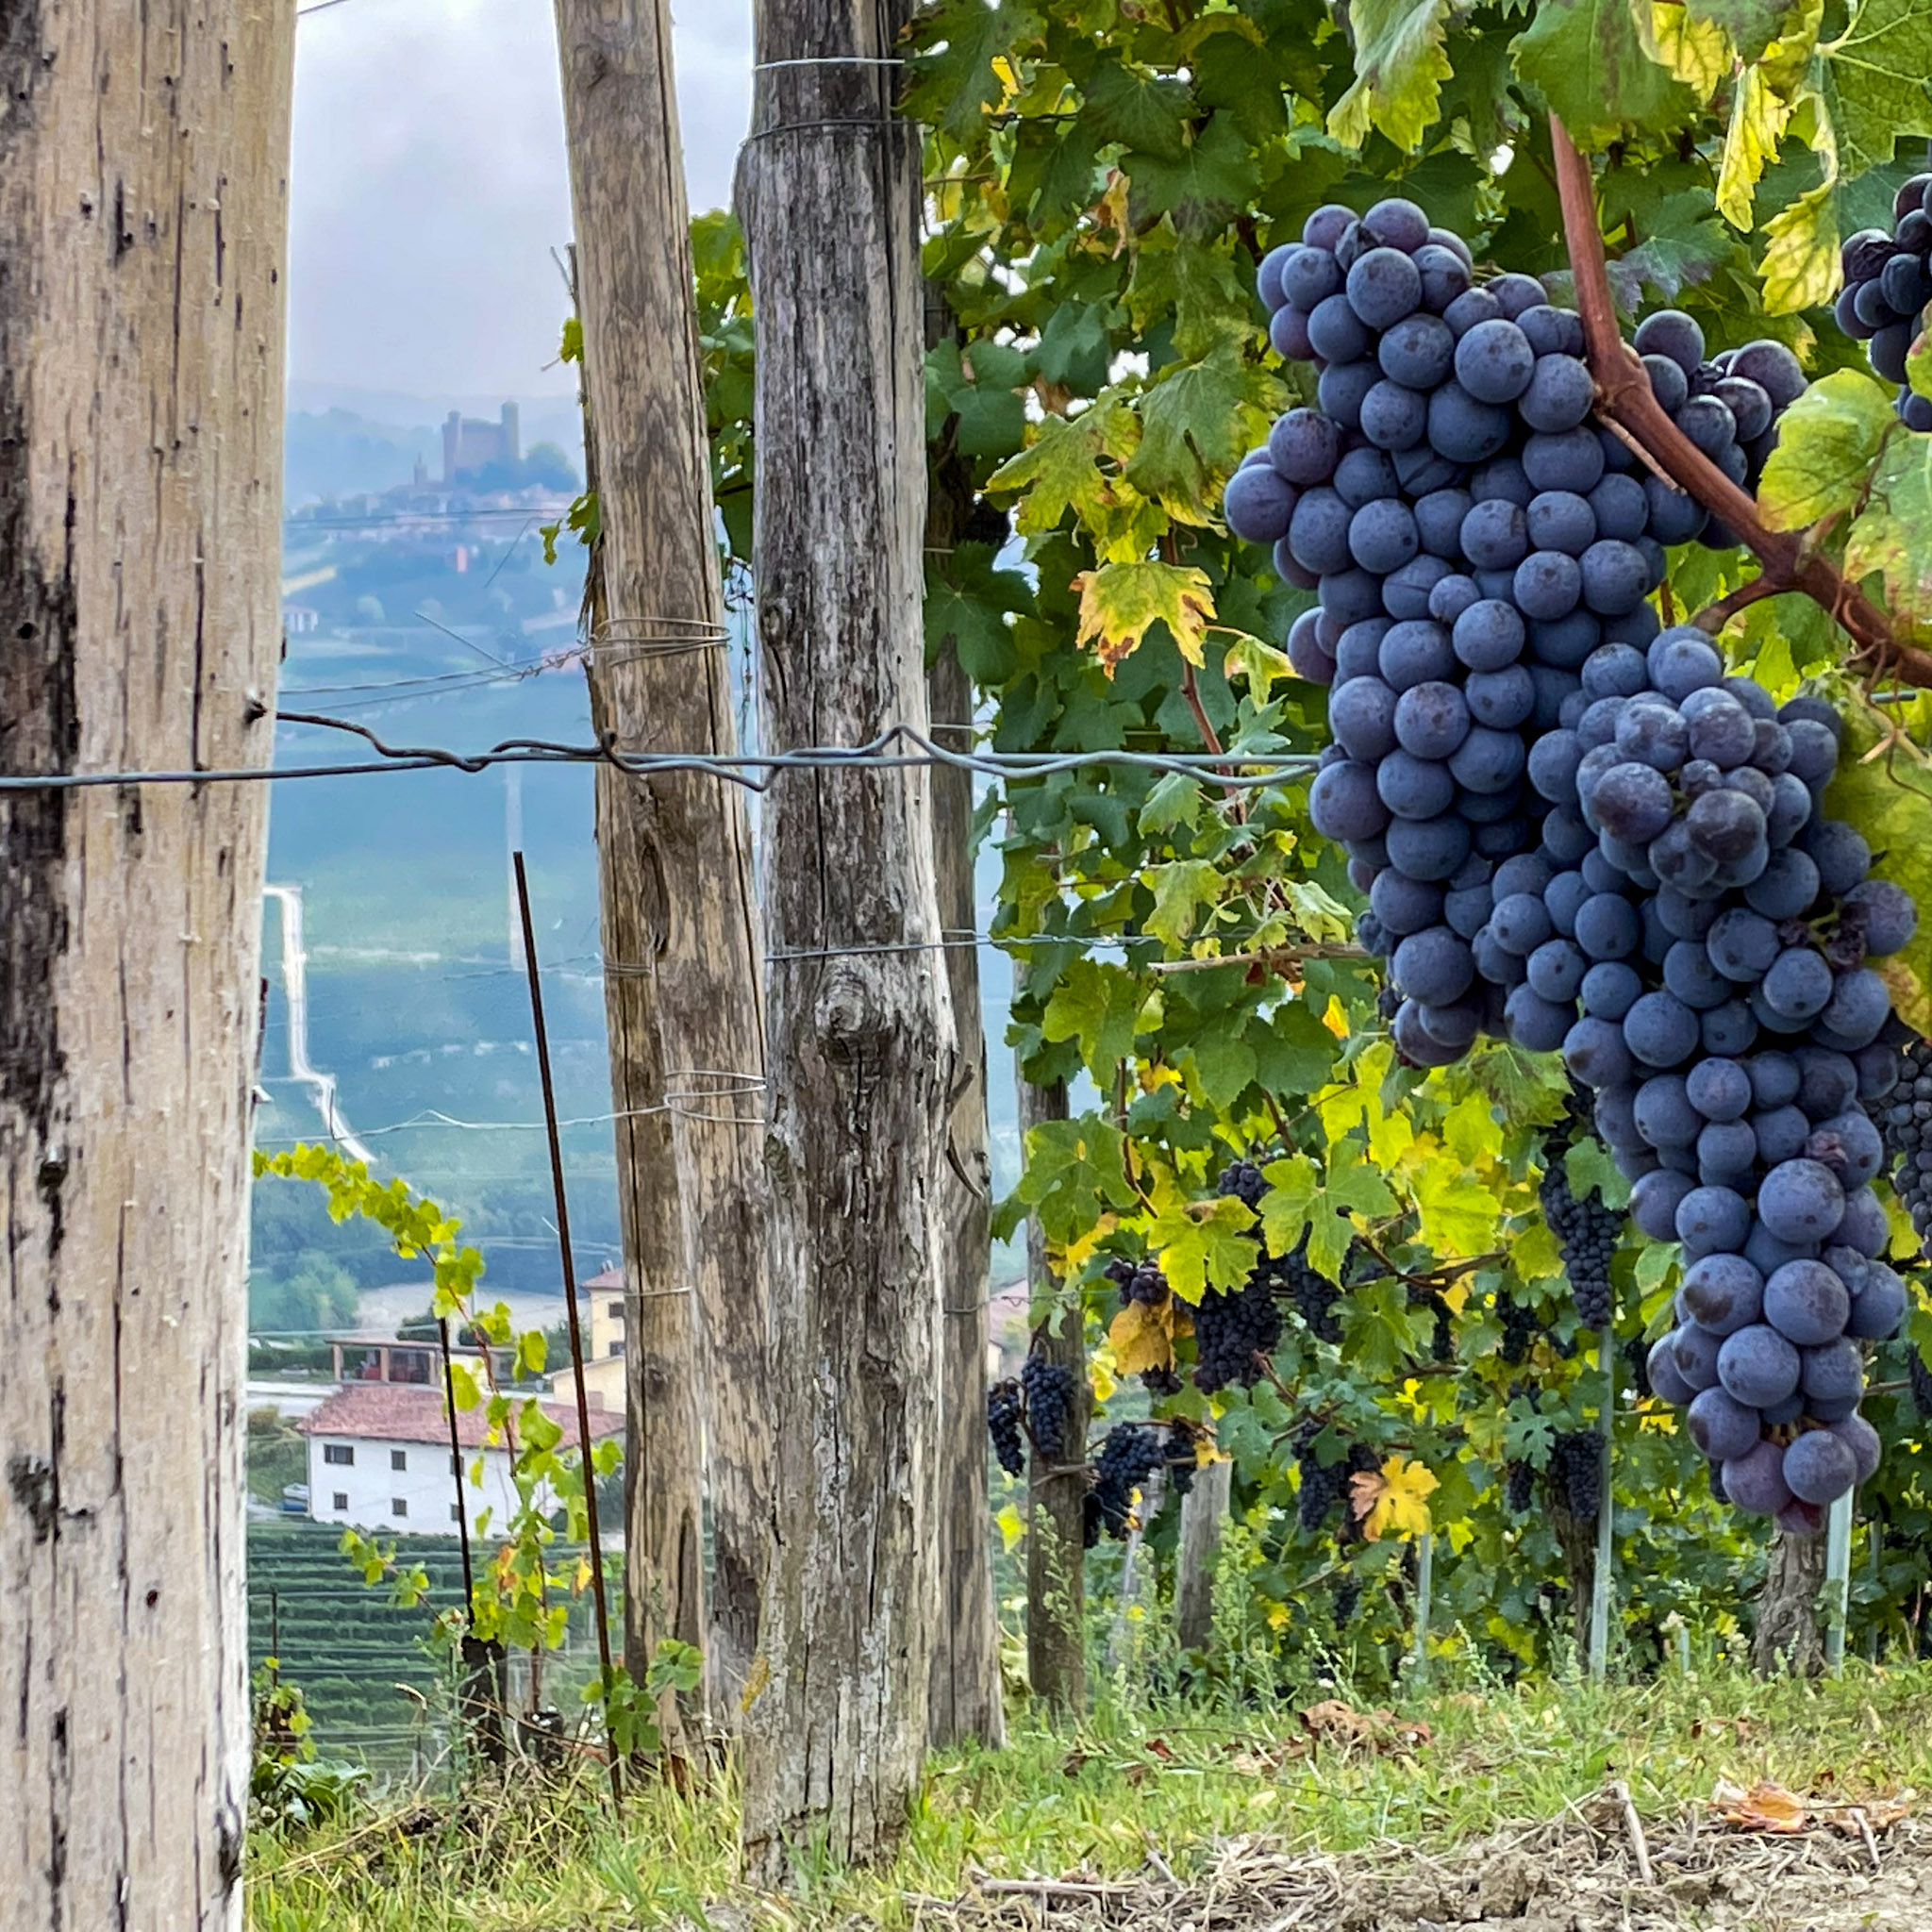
{"left": 910, "top": 1806, "right": 1932, "bottom": 1931}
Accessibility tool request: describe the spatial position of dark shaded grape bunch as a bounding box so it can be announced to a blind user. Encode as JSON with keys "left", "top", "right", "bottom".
{"left": 1334, "top": 1576, "right": 1362, "bottom": 1627}
{"left": 1538, "top": 1139, "right": 1622, "bottom": 1330}
{"left": 1553, "top": 1429, "right": 1605, "bottom": 1523}
{"left": 1216, "top": 1158, "right": 1268, "bottom": 1208}
{"left": 1114, "top": 1259, "right": 1170, "bottom": 1307}
{"left": 1293, "top": 1419, "right": 1348, "bottom": 1533}
{"left": 1021, "top": 1356, "right": 1076, "bottom": 1459}
{"left": 1192, "top": 1274, "right": 1284, "bottom": 1391}
{"left": 1505, "top": 1459, "right": 1537, "bottom": 1513}
{"left": 1877, "top": 1033, "right": 1932, "bottom": 1251}
{"left": 1830, "top": 173, "right": 1932, "bottom": 428}
{"left": 1911, "top": 1345, "right": 1932, "bottom": 1425}
{"left": 1281, "top": 1241, "right": 1344, "bottom": 1341}
{"left": 1141, "top": 1364, "right": 1185, "bottom": 1397}
{"left": 1623, "top": 1331, "right": 1655, "bottom": 1401}
{"left": 1090, "top": 1422, "right": 1184, "bottom": 1540}
{"left": 987, "top": 1379, "right": 1025, "bottom": 1478}
{"left": 1497, "top": 1291, "right": 1541, "bottom": 1365}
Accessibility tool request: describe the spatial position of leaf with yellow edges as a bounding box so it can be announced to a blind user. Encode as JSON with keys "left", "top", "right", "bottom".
{"left": 1328, "top": 0, "right": 1455, "bottom": 151}
{"left": 1644, "top": 1, "right": 1734, "bottom": 92}
{"left": 1759, "top": 177, "right": 1840, "bottom": 315}
{"left": 1109, "top": 1296, "right": 1178, "bottom": 1376}
{"left": 1073, "top": 559, "right": 1215, "bottom": 673}
{"left": 1350, "top": 1454, "right": 1439, "bottom": 1541}
{"left": 1716, "top": 65, "right": 1790, "bottom": 228}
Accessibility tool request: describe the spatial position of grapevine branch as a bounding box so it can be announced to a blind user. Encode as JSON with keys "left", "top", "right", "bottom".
{"left": 1549, "top": 117, "right": 1932, "bottom": 691}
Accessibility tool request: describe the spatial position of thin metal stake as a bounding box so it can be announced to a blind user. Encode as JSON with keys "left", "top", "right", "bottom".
{"left": 1589, "top": 1329, "right": 1614, "bottom": 1681}
{"left": 439, "top": 1318, "right": 475, "bottom": 1609}
{"left": 1825, "top": 1491, "right": 1853, "bottom": 1673}
{"left": 513, "top": 850, "right": 622, "bottom": 1806}
{"left": 1411, "top": 1531, "right": 1434, "bottom": 1683}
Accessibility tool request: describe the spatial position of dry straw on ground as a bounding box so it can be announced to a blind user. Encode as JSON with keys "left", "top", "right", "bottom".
{"left": 903, "top": 1797, "right": 1927, "bottom": 1932}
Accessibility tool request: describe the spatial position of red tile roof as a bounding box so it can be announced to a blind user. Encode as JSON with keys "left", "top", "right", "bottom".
{"left": 296, "top": 1381, "right": 623, "bottom": 1451}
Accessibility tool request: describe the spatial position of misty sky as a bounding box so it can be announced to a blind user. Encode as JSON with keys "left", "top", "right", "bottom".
{"left": 290, "top": 0, "right": 753, "bottom": 404}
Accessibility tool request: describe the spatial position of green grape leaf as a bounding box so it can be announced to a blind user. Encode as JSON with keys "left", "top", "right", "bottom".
{"left": 1149, "top": 1194, "right": 1259, "bottom": 1301}
{"left": 1756, "top": 369, "right": 1897, "bottom": 527}
{"left": 1564, "top": 1137, "right": 1632, "bottom": 1211}
{"left": 1189, "top": 23, "right": 1292, "bottom": 145}
{"left": 1126, "top": 347, "right": 1284, "bottom": 516}
{"left": 1910, "top": 331, "right": 1932, "bottom": 402}
{"left": 1511, "top": 0, "right": 1700, "bottom": 148}
{"left": 1412, "top": 1156, "right": 1501, "bottom": 1259}
{"left": 1842, "top": 434, "right": 1932, "bottom": 638}
{"left": 1818, "top": 0, "right": 1932, "bottom": 179}
{"left": 1138, "top": 770, "right": 1204, "bottom": 836}
{"left": 1190, "top": 1026, "right": 1259, "bottom": 1110}
{"left": 986, "top": 393, "right": 1141, "bottom": 532}
{"left": 1327, "top": 0, "right": 1456, "bottom": 153}
{"left": 1123, "top": 111, "right": 1254, "bottom": 235}
{"left": 1034, "top": 300, "right": 1113, "bottom": 396}
{"left": 1080, "top": 53, "right": 1192, "bottom": 159}
{"left": 925, "top": 541, "right": 1034, "bottom": 683}
{"left": 1259, "top": 1152, "right": 1321, "bottom": 1259}
{"left": 1008, "top": 117, "right": 1104, "bottom": 231}
{"left": 1253, "top": 997, "right": 1342, "bottom": 1096}
{"left": 1041, "top": 958, "right": 1147, "bottom": 1070}
{"left": 1143, "top": 857, "right": 1224, "bottom": 944}
{"left": 1758, "top": 179, "right": 1840, "bottom": 315}
{"left": 1013, "top": 1115, "right": 1137, "bottom": 1245}
{"left": 1690, "top": 0, "right": 1802, "bottom": 62}
{"left": 903, "top": 0, "right": 1040, "bottom": 140}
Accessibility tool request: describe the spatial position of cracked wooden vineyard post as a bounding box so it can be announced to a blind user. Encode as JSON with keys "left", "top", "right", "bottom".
{"left": 0, "top": 8, "right": 295, "bottom": 1927}
{"left": 554, "top": 0, "right": 774, "bottom": 1735}
{"left": 925, "top": 359, "right": 1007, "bottom": 1750}
{"left": 736, "top": 0, "right": 955, "bottom": 1877}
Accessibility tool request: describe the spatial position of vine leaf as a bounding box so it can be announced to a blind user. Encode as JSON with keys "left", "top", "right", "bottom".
{"left": 1327, "top": 0, "right": 1456, "bottom": 152}
{"left": 1816, "top": 0, "right": 1932, "bottom": 178}
{"left": 1351, "top": 1454, "right": 1438, "bottom": 1541}
{"left": 1073, "top": 559, "right": 1216, "bottom": 672}
{"left": 1511, "top": 0, "right": 1699, "bottom": 147}
{"left": 1041, "top": 958, "right": 1147, "bottom": 1070}
{"left": 1125, "top": 347, "right": 1283, "bottom": 515}
{"left": 1755, "top": 369, "right": 1896, "bottom": 528}
{"left": 1109, "top": 1297, "right": 1178, "bottom": 1375}
{"left": 1824, "top": 695, "right": 1932, "bottom": 1036}
{"left": 1841, "top": 433, "right": 1932, "bottom": 636}
{"left": 1146, "top": 1192, "right": 1258, "bottom": 1301}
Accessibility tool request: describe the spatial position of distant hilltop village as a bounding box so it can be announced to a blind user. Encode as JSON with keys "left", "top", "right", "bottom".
{"left": 441, "top": 400, "right": 519, "bottom": 484}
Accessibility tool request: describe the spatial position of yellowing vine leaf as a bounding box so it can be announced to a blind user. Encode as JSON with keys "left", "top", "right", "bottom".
{"left": 1758, "top": 177, "right": 1840, "bottom": 314}
{"left": 1109, "top": 1296, "right": 1178, "bottom": 1375}
{"left": 1643, "top": 1, "right": 1734, "bottom": 92}
{"left": 1073, "top": 559, "right": 1215, "bottom": 673}
{"left": 1716, "top": 65, "right": 1790, "bottom": 228}
{"left": 1351, "top": 1455, "right": 1439, "bottom": 1541}
{"left": 1327, "top": 0, "right": 1455, "bottom": 151}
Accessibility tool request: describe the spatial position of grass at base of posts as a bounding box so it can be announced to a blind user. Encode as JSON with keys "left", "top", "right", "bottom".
{"left": 247, "top": 1663, "right": 1932, "bottom": 1931}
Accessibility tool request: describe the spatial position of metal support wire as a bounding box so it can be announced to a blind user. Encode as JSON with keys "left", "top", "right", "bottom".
{"left": 4, "top": 716, "right": 1323, "bottom": 794}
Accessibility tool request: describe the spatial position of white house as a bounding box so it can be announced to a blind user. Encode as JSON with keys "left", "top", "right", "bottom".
{"left": 296, "top": 1382, "right": 623, "bottom": 1537}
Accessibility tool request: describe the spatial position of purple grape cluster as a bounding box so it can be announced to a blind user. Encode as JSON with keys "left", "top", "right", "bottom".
{"left": 1088, "top": 1421, "right": 1187, "bottom": 1541}
{"left": 1831, "top": 172, "right": 1932, "bottom": 428}
{"left": 1535, "top": 680, "right": 1918, "bottom": 1529}
{"left": 1021, "top": 1356, "right": 1077, "bottom": 1459}
{"left": 1233, "top": 198, "right": 1809, "bottom": 1068}
{"left": 987, "top": 1378, "right": 1025, "bottom": 1477}
{"left": 1877, "top": 1032, "right": 1932, "bottom": 1250}
{"left": 1539, "top": 1141, "right": 1623, "bottom": 1330}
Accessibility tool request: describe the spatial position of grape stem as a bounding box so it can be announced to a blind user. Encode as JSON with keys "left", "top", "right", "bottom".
{"left": 1550, "top": 116, "right": 1932, "bottom": 690}
{"left": 1144, "top": 941, "right": 1369, "bottom": 975}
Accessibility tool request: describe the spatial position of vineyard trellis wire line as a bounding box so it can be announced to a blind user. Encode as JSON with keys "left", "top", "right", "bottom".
{"left": 0, "top": 717, "right": 1326, "bottom": 791}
